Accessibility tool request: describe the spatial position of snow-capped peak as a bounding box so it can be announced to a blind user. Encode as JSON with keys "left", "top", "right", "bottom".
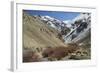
{"left": 41, "top": 15, "right": 55, "bottom": 21}
{"left": 72, "top": 13, "right": 90, "bottom": 22}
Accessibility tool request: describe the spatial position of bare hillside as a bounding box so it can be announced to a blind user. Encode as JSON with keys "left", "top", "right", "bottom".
{"left": 23, "top": 12, "right": 66, "bottom": 49}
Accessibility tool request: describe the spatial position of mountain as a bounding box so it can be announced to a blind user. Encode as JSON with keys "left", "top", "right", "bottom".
{"left": 72, "top": 13, "right": 90, "bottom": 22}
{"left": 63, "top": 20, "right": 73, "bottom": 28}
{"left": 40, "top": 15, "right": 70, "bottom": 31}
{"left": 64, "top": 13, "right": 91, "bottom": 44}
{"left": 23, "top": 12, "right": 67, "bottom": 49}
{"left": 23, "top": 12, "right": 91, "bottom": 62}
{"left": 40, "top": 15, "right": 71, "bottom": 38}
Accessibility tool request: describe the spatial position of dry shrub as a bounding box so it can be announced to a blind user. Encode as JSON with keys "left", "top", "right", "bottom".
{"left": 42, "top": 43, "right": 80, "bottom": 60}
{"left": 69, "top": 48, "right": 90, "bottom": 60}
{"left": 23, "top": 48, "right": 43, "bottom": 62}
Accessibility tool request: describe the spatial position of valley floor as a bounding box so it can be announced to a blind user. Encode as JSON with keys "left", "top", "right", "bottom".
{"left": 23, "top": 43, "right": 91, "bottom": 62}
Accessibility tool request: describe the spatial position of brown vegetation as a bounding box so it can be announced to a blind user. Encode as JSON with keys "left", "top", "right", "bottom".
{"left": 42, "top": 43, "right": 79, "bottom": 60}
{"left": 23, "top": 48, "right": 43, "bottom": 62}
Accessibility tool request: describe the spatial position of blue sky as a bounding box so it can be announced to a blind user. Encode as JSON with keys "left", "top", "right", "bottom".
{"left": 23, "top": 10, "right": 80, "bottom": 21}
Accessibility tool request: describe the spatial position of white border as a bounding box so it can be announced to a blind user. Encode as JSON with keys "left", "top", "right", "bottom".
{"left": 11, "top": 1, "right": 97, "bottom": 71}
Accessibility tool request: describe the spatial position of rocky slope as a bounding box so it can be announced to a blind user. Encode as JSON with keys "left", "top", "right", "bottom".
{"left": 23, "top": 12, "right": 67, "bottom": 49}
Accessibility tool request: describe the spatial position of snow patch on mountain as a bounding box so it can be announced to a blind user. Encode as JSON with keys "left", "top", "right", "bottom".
{"left": 63, "top": 20, "right": 73, "bottom": 28}
{"left": 72, "top": 13, "right": 90, "bottom": 22}
{"left": 64, "top": 13, "right": 91, "bottom": 43}
{"left": 40, "top": 16, "right": 69, "bottom": 31}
